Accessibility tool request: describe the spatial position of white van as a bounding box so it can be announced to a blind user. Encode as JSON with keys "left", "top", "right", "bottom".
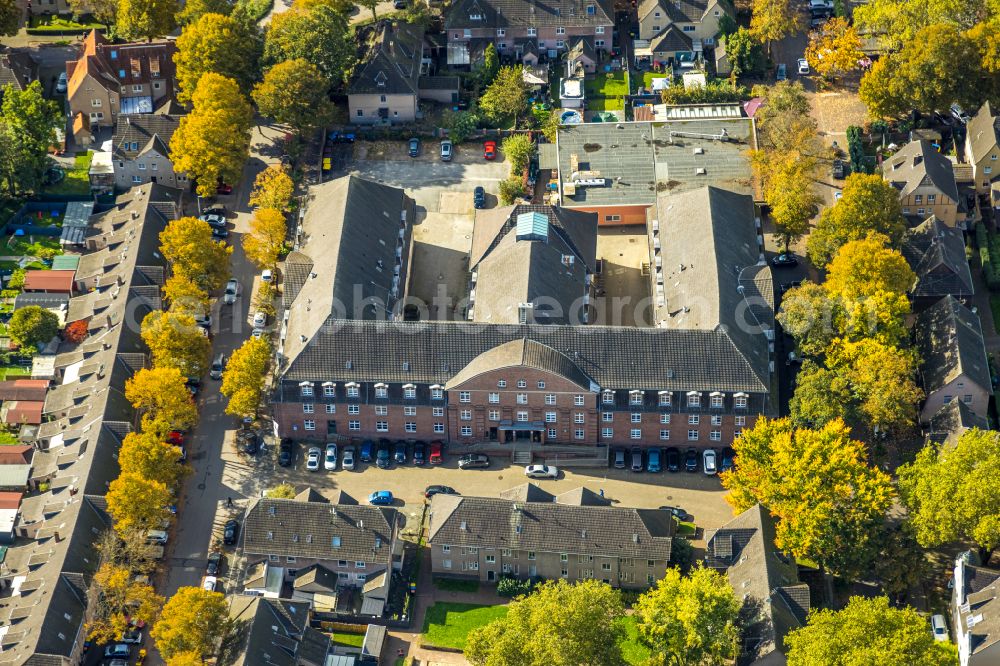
{"left": 145, "top": 529, "right": 169, "bottom": 545}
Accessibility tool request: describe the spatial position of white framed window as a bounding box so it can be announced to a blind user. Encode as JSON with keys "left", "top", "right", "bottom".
{"left": 376, "top": 421, "right": 389, "bottom": 432}
{"left": 595, "top": 39, "right": 605, "bottom": 47}
{"left": 687, "top": 393, "right": 701, "bottom": 407}
{"left": 603, "top": 412, "right": 613, "bottom": 422}
{"left": 489, "top": 410, "right": 500, "bottom": 421}
{"left": 489, "top": 392, "right": 500, "bottom": 403}
{"left": 300, "top": 384, "right": 314, "bottom": 397}
{"left": 631, "top": 412, "right": 641, "bottom": 423}
{"left": 660, "top": 430, "right": 670, "bottom": 440}
{"left": 660, "top": 413, "right": 671, "bottom": 424}
{"left": 710, "top": 431, "right": 722, "bottom": 441}
{"left": 735, "top": 394, "right": 748, "bottom": 409}
{"left": 545, "top": 412, "right": 557, "bottom": 423}
{"left": 527, "top": 27, "right": 536, "bottom": 36}
{"left": 434, "top": 423, "right": 445, "bottom": 433}
{"left": 545, "top": 394, "right": 556, "bottom": 405}
{"left": 303, "top": 403, "right": 314, "bottom": 414}
{"left": 711, "top": 415, "right": 722, "bottom": 426}
{"left": 404, "top": 406, "right": 417, "bottom": 416}
{"left": 460, "top": 410, "right": 472, "bottom": 421}
{"left": 323, "top": 384, "right": 336, "bottom": 397}
{"left": 375, "top": 405, "right": 387, "bottom": 416}
{"left": 347, "top": 385, "right": 359, "bottom": 398}
{"left": 131, "top": 175, "right": 141, "bottom": 183}
{"left": 689, "top": 414, "right": 700, "bottom": 425}
{"left": 556, "top": 40, "right": 564, "bottom": 48}
{"left": 404, "top": 386, "right": 417, "bottom": 399}
{"left": 603, "top": 391, "right": 614, "bottom": 404}
{"left": 574, "top": 395, "right": 585, "bottom": 406}
{"left": 349, "top": 420, "right": 360, "bottom": 431}
{"left": 735, "top": 430, "right": 743, "bottom": 438}
{"left": 572, "top": 413, "right": 584, "bottom": 424}
{"left": 443, "top": 559, "right": 452, "bottom": 569}
{"left": 325, "top": 404, "right": 335, "bottom": 414}
{"left": 630, "top": 391, "right": 643, "bottom": 405}
{"left": 461, "top": 426, "right": 473, "bottom": 436}
{"left": 710, "top": 394, "right": 724, "bottom": 408}
{"left": 596, "top": 26, "right": 604, "bottom": 34}
{"left": 658, "top": 392, "right": 671, "bottom": 406}
{"left": 688, "top": 430, "right": 699, "bottom": 441}
{"left": 630, "top": 429, "right": 642, "bottom": 439}
{"left": 138, "top": 162, "right": 146, "bottom": 170}
{"left": 433, "top": 406, "right": 444, "bottom": 417}
{"left": 486, "top": 554, "right": 496, "bottom": 563}
{"left": 574, "top": 429, "right": 585, "bottom": 440}
{"left": 682, "top": 25, "right": 695, "bottom": 31}
{"left": 556, "top": 26, "right": 565, "bottom": 34}
{"left": 517, "top": 393, "right": 528, "bottom": 404}
{"left": 602, "top": 427, "right": 613, "bottom": 438}
{"left": 375, "top": 385, "right": 388, "bottom": 398}
{"left": 517, "top": 379, "right": 527, "bottom": 388}
{"left": 928, "top": 194, "right": 937, "bottom": 202}
{"left": 132, "top": 83, "right": 143, "bottom": 92}
{"left": 517, "top": 411, "right": 529, "bottom": 422}
{"left": 537, "top": 381, "right": 546, "bottom": 389}
{"left": 431, "top": 387, "right": 444, "bottom": 400}
{"left": 304, "top": 420, "right": 315, "bottom": 430}
{"left": 497, "top": 380, "right": 507, "bottom": 388}
{"left": 91, "top": 98, "right": 102, "bottom": 107}
{"left": 547, "top": 428, "right": 557, "bottom": 439}
{"left": 985, "top": 167, "right": 993, "bottom": 175}
{"left": 405, "top": 422, "right": 417, "bottom": 432}
{"left": 460, "top": 391, "right": 471, "bottom": 403}
{"left": 348, "top": 404, "right": 360, "bottom": 415}
{"left": 735, "top": 415, "right": 746, "bottom": 426}
{"left": 497, "top": 28, "right": 505, "bottom": 36}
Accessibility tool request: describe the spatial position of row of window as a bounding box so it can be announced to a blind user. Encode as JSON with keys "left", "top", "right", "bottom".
{"left": 266, "top": 554, "right": 368, "bottom": 568}
{"left": 441, "top": 546, "right": 662, "bottom": 569}
{"left": 462, "top": 25, "right": 605, "bottom": 36}
{"left": 605, "top": 428, "right": 737, "bottom": 441}
{"left": 302, "top": 404, "right": 444, "bottom": 416}
{"left": 302, "top": 420, "right": 443, "bottom": 433}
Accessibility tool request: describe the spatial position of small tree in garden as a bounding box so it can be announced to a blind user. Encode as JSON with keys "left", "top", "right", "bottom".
{"left": 63, "top": 319, "right": 89, "bottom": 343}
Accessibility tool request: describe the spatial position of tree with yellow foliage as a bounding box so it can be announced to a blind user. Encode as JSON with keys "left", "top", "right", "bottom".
{"left": 140, "top": 311, "right": 212, "bottom": 378}
{"left": 106, "top": 472, "right": 172, "bottom": 537}
{"left": 220, "top": 336, "right": 271, "bottom": 419}
{"left": 805, "top": 18, "right": 863, "bottom": 80}
{"left": 162, "top": 274, "right": 210, "bottom": 316}
{"left": 248, "top": 165, "right": 294, "bottom": 211}
{"left": 118, "top": 431, "right": 185, "bottom": 488}
{"left": 152, "top": 587, "right": 231, "bottom": 660}
{"left": 159, "top": 217, "right": 232, "bottom": 291}
{"left": 125, "top": 367, "right": 198, "bottom": 432}
{"left": 170, "top": 73, "right": 253, "bottom": 198}
{"left": 165, "top": 652, "right": 204, "bottom": 666}
{"left": 86, "top": 562, "right": 164, "bottom": 644}
{"left": 116, "top": 0, "right": 177, "bottom": 41}
{"left": 252, "top": 59, "right": 334, "bottom": 136}
{"left": 243, "top": 208, "right": 287, "bottom": 270}
{"left": 750, "top": 0, "right": 802, "bottom": 54}
{"left": 174, "top": 12, "right": 259, "bottom": 102}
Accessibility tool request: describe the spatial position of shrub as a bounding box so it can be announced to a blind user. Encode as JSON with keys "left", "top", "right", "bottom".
{"left": 498, "top": 177, "right": 526, "bottom": 205}
{"left": 7, "top": 270, "right": 25, "bottom": 291}
{"left": 846, "top": 125, "right": 865, "bottom": 175}
{"left": 660, "top": 79, "right": 747, "bottom": 105}
{"left": 443, "top": 110, "right": 479, "bottom": 144}
{"left": 62, "top": 319, "right": 89, "bottom": 343}
{"left": 496, "top": 576, "right": 534, "bottom": 597}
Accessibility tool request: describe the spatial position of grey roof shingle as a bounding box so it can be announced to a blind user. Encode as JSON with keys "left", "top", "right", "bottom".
{"left": 444, "top": 0, "right": 614, "bottom": 30}
{"left": 429, "top": 493, "right": 673, "bottom": 559}
{"left": 0, "top": 48, "right": 36, "bottom": 93}
{"left": 967, "top": 101, "right": 1000, "bottom": 167}
{"left": 650, "top": 24, "right": 693, "bottom": 53}
{"left": 111, "top": 114, "right": 181, "bottom": 160}
{"left": 348, "top": 21, "right": 423, "bottom": 96}
{"left": 915, "top": 295, "right": 992, "bottom": 396}
{"left": 227, "top": 596, "right": 330, "bottom": 666}
{"left": 902, "top": 216, "right": 974, "bottom": 298}
{"left": 243, "top": 496, "right": 398, "bottom": 564}
{"left": 885, "top": 140, "right": 961, "bottom": 204}
{"left": 955, "top": 556, "right": 1000, "bottom": 658}
{"left": 638, "top": 0, "right": 715, "bottom": 23}
{"left": 471, "top": 204, "right": 598, "bottom": 270}
{"left": 927, "top": 398, "right": 988, "bottom": 445}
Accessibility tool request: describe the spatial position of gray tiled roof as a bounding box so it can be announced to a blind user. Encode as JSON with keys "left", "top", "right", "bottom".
{"left": 0, "top": 48, "right": 36, "bottom": 93}
{"left": 444, "top": 0, "right": 614, "bottom": 30}
{"left": 281, "top": 318, "right": 770, "bottom": 393}
{"left": 927, "top": 398, "right": 988, "bottom": 445}
{"left": 885, "top": 140, "right": 960, "bottom": 203}
{"left": 915, "top": 295, "right": 992, "bottom": 395}
{"left": 705, "top": 505, "right": 808, "bottom": 660}
{"left": 639, "top": 0, "right": 716, "bottom": 23}
{"left": 243, "top": 496, "right": 398, "bottom": 564}
{"left": 967, "top": 101, "right": 1000, "bottom": 166}
{"left": 293, "top": 564, "right": 340, "bottom": 593}
{"left": 902, "top": 216, "right": 974, "bottom": 298}
{"left": 471, "top": 205, "right": 598, "bottom": 270}
{"left": 227, "top": 596, "right": 330, "bottom": 666}
{"left": 955, "top": 555, "right": 1000, "bottom": 658}
{"left": 349, "top": 21, "right": 423, "bottom": 96}
{"left": 428, "top": 493, "right": 673, "bottom": 559}
{"left": 111, "top": 114, "right": 181, "bottom": 160}
{"left": 650, "top": 24, "right": 693, "bottom": 53}
{"left": 500, "top": 482, "right": 555, "bottom": 503}
{"left": 446, "top": 338, "right": 595, "bottom": 389}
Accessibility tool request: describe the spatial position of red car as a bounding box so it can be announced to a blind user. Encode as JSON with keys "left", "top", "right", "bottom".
{"left": 216, "top": 183, "right": 233, "bottom": 195}
{"left": 167, "top": 431, "right": 184, "bottom": 446}
{"left": 429, "top": 441, "right": 443, "bottom": 465}
{"left": 483, "top": 140, "right": 497, "bottom": 160}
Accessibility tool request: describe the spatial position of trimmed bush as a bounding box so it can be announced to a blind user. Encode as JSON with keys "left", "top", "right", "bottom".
{"left": 496, "top": 576, "right": 534, "bottom": 597}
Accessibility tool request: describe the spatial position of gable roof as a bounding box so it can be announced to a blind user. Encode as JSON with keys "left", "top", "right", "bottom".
{"left": 227, "top": 596, "right": 330, "bottom": 666}
{"left": 567, "top": 37, "right": 597, "bottom": 63}
{"left": 954, "top": 554, "right": 1000, "bottom": 659}
{"left": 0, "top": 444, "right": 33, "bottom": 465}
{"left": 885, "top": 139, "right": 960, "bottom": 202}
{"left": 914, "top": 295, "right": 992, "bottom": 395}
{"left": 0, "top": 380, "right": 49, "bottom": 403}
{"left": 650, "top": 24, "right": 693, "bottom": 53}
{"left": 23, "top": 270, "right": 76, "bottom": 293}
{"left": 0, "top": 47, "right": 36, "bottom": 93}
{"left": 902, "top": 216, "right": 974, "bottom": 298}
{"left": 445, "top": 0, "right": 614, "bottom": 29}
{"left": 243, "top": 496, "right": 398, "bottom": 564}
{"left": 67, "top": 31, "right": 176, "bottom": 101}
{"left": 471, "top": 204, "right": 598, "bottom": 270}
{"left": 111, "top": 114, "right": 182, "bottom": 161}
{"left": 705, "top": 504, "right": 808, "bottom": 660}
{"left": 428, "top": 493, "right": 673, "bottom": 560}
{"left": 927, "top": 398, "right": 988, "bottom": 445}
{"left": 639, "top": 0, "right": 720, "bottom": 23}
{"left": 348, "top": 21, "right": 423, "bottom": 96}
{"left": 446, "top": 338, "right": 595, "bottom": 389}
{"left": 967, "top": 101, "right": 1000, "bottom": 165}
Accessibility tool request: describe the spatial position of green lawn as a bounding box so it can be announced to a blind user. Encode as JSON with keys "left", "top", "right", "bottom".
{"left": 28, "top": 15, "right": 105, "bottom": 31}
{"left": 43, "top": 152, "right": 93, "bottom": 196}
{"left": 675, "top": 520, "right": 697, "bottom": 537}
{"left": 5, "top": 236, "right": 62, "bottom": 258}
{"left": 0, "top": 432, "right": 20, "bottom": 445}
{"left": 585, "top": 72, "right": 628, "bottom": 111}
{"left": 330, "top": 631, "right": 365, "bottom": 648}
{"left": 421, "top": 602, "right": 508, "bottom": 650}
{"left": 0, "top": 367, "right": 29, "bottom": 381}
{"left": 617, "top": 616, "right": 652, "bottom": 665}
{"left": 433, "top": 577, "right": 480, "bottom": 593}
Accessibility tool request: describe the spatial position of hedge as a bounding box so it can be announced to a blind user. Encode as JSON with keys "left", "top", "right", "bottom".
{"left": 976, "top": 222, "right": 1000, "bottom": 291}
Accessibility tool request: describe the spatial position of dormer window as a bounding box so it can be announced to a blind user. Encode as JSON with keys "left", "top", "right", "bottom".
{"left": 299, "top": 382, "right": 314, "bottom": 397}
{"left": 527, "top": 27, "right": 537, "bottom": 36}
{"left": 687, "top": 391, "right": 701, "bottom": 407}
{"left": 375, "top": 383, "right": 388, "bottom": 398}
{"left": 375, "top": 71, "right": 387, "bottom": 87}
{"left": 587, "top": 4, "right": 595, "bottom": 13}
{"left": 470, "top": 12, "right": 482, "bottom": 19}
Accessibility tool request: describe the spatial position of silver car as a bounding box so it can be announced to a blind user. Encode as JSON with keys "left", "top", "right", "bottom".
{"left": 224, "top": 279, "right": 239, "bottom": 304}
{"left": 342, "top": 446, "right": 356, "bottom": 471}
{"left": 306, "top": 446, "right": 322, "bottom": 471}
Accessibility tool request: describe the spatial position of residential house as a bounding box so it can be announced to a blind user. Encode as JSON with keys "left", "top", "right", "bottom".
{"left": 0, "top": 47, "right": 38, "bottom": 98}
{"left": 566, "top": 37, "right": 598, "bottom": 75}
{"left": 914, "top": 295, "right": 992, "bottom": 424}
{"left": 227, "top": 596, "right": 331, "bottom": 666}
{"left": 66, "top": 31, "right": 177, "bottom": 142}
{"left": 705, "top": 504, "right": 810, "bottom": 663}
{"left": 428, "top": 489, "right": 674, "bottom": 588}
{"left": 952, "top": 551, "right": 1000, "bottom": 666}
{"left": 965, "top": 101, "right": 1000, "bottom": 196}
{"left": 348, "top": 21, "right": 424, "bottom": 125}
{"left": 638, "top": 0, "right": 733, "bottom": 67}
{"left": 884, "top": 139, "right": 966, "bottom": 227}
{"left": 111, "top": 113, "right": 187, "bottom": 189}
{"left": 901, "top": 215, "right": 974, "bottom": 304}
{"left": 926, "top": 398, "right": 988, "bottom": 447}
{"left": 443, "top": 0, "right": 614, "bottom": 65}
{"left": 242, "top": 491, "right": 403, "bottom": 617}
{"left": 28, "top": 0, "right": 72, "bottom": 17}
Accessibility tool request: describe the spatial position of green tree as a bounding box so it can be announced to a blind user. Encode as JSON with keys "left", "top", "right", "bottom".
{"left": 898, "top": 428, "right": 1000, "bottom": 562}
{"left": 478, "top": 43, "right": 500, "bottom": 86}
{"left": 253, "top": 59, "right": 334, "bottom": 136}
{"left": 788, "top": 361, "right": 855, "bottom": 427}
{"left": 116, "top": 0, "right": 178, "bottom": 40}
{"left": 152, "top": 587, "right": 231, "bottom": 660}
{"left": 106, "top": 472, "right": 172, "bottom": 536}
{"left": 721, "top": 417, "right": 894, "bottom": 577}
{"left": 220, "top": 337, "right": 271, "bottom": 419}
{"left": 175, "top": 13, "right": 261, "bottom": 103}
{"left": 264, "top": 5, "right": 353, "bottom": 87}
{"left": 140, "top": 311, "right": 212, "bottom": 377}
{"left": 68, "top": 0, "right": 118, "bottom": 25}
{"left": 635, "top": 565, "right": 741, "bottom": 665}
{"left": 854, "top": 0, "right": 986, "bottom": 49}
{"left": 243, "top": 207, "right": 287, "bottom": 270}
{"left": 725, "top": 27, "right": 763, "bottom": 81}
{"left": 750, "top": 0, "right": 802, "bottom": 53}
{"left": 125, "top": 367, "right": 199, "bottom": 432}
{"left": 498, "top": 177, "right": 526, "bottom": 205}
{"left": 479, "top": 66, "right": 528, "bottom": 128}
{"left": 785, "top": 596, "right": 958, "bottom": 665}
{"left": 858, "top": 56, "right": 907, "bottom": 119}
{"left": 501, "top": 134, "right": 534, "bottom": 177}
{"left": 265, "top": 483, "right": 297, "bottom": 498}
{"left": 176, "top": 0, "right": 231, "bottom": 24}
{"left": 442, "top": 109, "right": 479, "bottom": 143}
{"left": 825, "top": 234, "right": 914, "bottom": 300}
{"left": 465, "top": 579, "right": 625, "bottom": 666}
{"left": 8, "top": 305, "right": 59, "bottom": 350}
{"left": 807, "top": 173, "right": 905, "bottom": 266}
{"left": 159, "top": 216, "right": 233, "bottom": 290}
{"left": 0, "top": 0, "right": 19, "bottom": 36}
{"left": 871, "top": 522, "right": 930, "bottom": 603}
{"left": 1, "top": 81, "right": 60, "bottom": 195}
{"left": 117, "top": 431, "right": 185, "bottom": 489}
{"left": 752, "top": 81, "right": 819, "bottom": 155}
{"left": 776, "top": 283, "right": 839, "bottom": 357}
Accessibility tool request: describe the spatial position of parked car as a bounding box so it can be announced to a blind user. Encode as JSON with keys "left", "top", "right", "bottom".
{"left": 206, "top": 551, "right": 222, "bottom": 576}
{"left": 429, "top": 440, "right": 443, "bottom": 464}
{"left": 483, "top": 140, "right": 497, "bottom": 160}
{"left": 368, "top": 490, "right": 394, "bottom": 506}
{"left": 720, "top": 447, "right": 735, "bottom": 473}
{"left": 253, "top": 311, "right": 267, "bottom": 328}
{"left": 223, "top": 278, "right": 239, "bottom": 304}
{"left": 376, "top": 440, "right": 391, "bottom": 469}
{"left": 306, "top": 446, "right": 322, "bottom": 471}
{"left": 202, "top": 576, "right": 218, "bottom": 592}
{"left": 393, "top": 441, "right": 407, "bottom": 464}
{"left": 931, "top": 614, "right": 949, "bottom": 642}
{"left": 324, "top": 443, "right": 338, "bottom": 471}
{"left": 223, "top": 519, "right": 239, "bottom": 545}
{"left": 199, "top": 212, "right": 226, "bottom": 228}
{"left": 685, "top": 447, "right": 699, "bottom": 472}
{"left": 216, "top": 182, "right": 233, "bottom": 195}
{"left": 458, "top": 453, "right": 490, "bottom": 469}
{"left": 473, "top": 186, "right": 486, "bottom": 209}
{"left": 951, "top": 103, "right": 971, "bottom": 125}
{"left": 832, "top": 159, "right": 845, "bottom": 179}
{"left": 167, "top": 430, "right": 184, "bottom": 446}
{"left": 328, "top": 131, "right": 356, "bottom": 143}
{"left": 239, "top": 430, "right": 259, "bottom": 455}
{"left": 797, "top": 58, "right": 810, "bottom": 75}
{"left": 440, "top": 139, "right": 453, "bottom": 161}
{"left": 630, "top": 446, "right": 643, "bottom": 472}
{"left": 425, "top": 484, "right": 457, "bottom": 498}
{"left": 776, "top": 63, "right": 787, "bottom": 81}
{"left": 342, "top": 446, "right": 356, "bottom": 470}
{"left": 120, "top": 626, "right": 143, "bottom": 644}
{"left": 194, "top": 313, "right": 211, "bottom": 330}
{"left": 661, "top": 506, "right": 690, "bottom": 521}
{"left": 703, "top": 449, "right": 718, "bottom": 475}
{"left": 408, "top": 137, "right": 420, "bottom": 157}
{"left": 104, "top": 644, "right": 131, "bottom": 660}
{"left": 524, "top": 464, "right": 558, "bottom": 479}
{"left": 56, "top": 72, "right": 67, "bottom": 93}
{"left": 770, "top": 252, "right": 799, "bottom": 268}
{"left": 647, "top": 447, "right": 662, "bottom": 473}
{"left": 210, "top": 353, "right": 225, "bottom": 380}
{"left": 613, "top": 447, "right": 626, "bottom": 469}
{"left": 412, "top": 441, "right": 426, "bottom": 465}
{"left": 665, "top": 446, "right": 680, "bottom": 472}
{"left": 278, "top": 438, "right": 293, "bottom": 467}
{"left": 360, "top": 440, "right": 374, "bottom": 462}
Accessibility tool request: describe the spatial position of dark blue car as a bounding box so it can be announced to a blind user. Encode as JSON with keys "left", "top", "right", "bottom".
{"left": 360, "top": 440, "right": 373, "bottom": 462}
{"left": 647, "top": 447, "right": 662, "bottom": 473}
